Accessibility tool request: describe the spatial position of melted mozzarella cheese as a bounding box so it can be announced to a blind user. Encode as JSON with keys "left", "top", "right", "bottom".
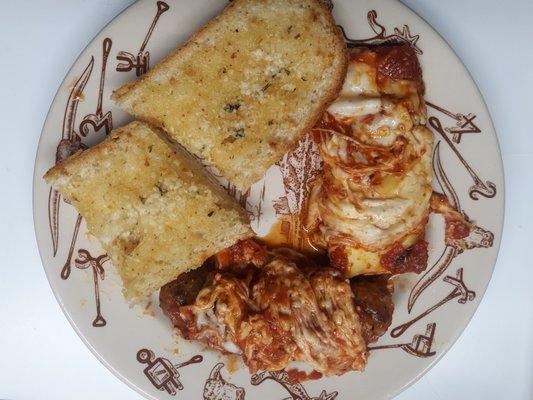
{"left": 174, "top": 256, "right": 368, "bottom": 374}
{"left": 339, "top": 56, "right": 379, "bottom": 96}
{"left": 328, "top": 97, "right": 382, "bottom": 118}
{"left": 309, "top": 52, "right": 433, "bottom": 276}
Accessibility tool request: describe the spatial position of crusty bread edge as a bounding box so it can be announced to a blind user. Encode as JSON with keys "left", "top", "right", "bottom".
{"left": 44, "top": 122, "right": 139, "bottom": 184}
{"left": 44, "top": 122, "right": 252, "bottom": 228}
{"left": 112, "top": 0, "right": 348, "bottom": 191}
{"left": 44, "top": 122, "right": 254, "bottom": 301}
{"left": 149, "top": 124, "right": 254, "bottom": 228}
{"left": 111, "top": 0, "right": 240, "bottom": 103}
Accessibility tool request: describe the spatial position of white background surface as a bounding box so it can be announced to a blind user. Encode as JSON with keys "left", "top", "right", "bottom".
{"left": 0, "top": 0, "right": 531, "bottom": 399}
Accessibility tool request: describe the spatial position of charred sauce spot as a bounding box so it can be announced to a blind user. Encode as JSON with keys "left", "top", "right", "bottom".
{"left": 374, "top": 44, "right": 424, "bottom": 92}
{"left": 215, "top": 239, "right": 269, "bottom": 270}
{"left": 351, "top": 275, "right": 394, "bottom": 344}
{"left": 381, "top": 241, "right": 428, "bottom": 274}
{"left": 329, "top": 245, "right": 349, "bottom": 273}
{"left": 286, "top": 368, "right": 323, "bottom": 383}
{"left": 446, "top": 220, "right": 470, "bottom": 240}
{"left": 350, "top": 48, "right": 376, "bottom": 65}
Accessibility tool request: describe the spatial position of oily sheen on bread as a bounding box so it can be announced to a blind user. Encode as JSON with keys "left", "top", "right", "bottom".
{"left": 112, "top": 0, "right": 347, "bottom": 190}
{"left": 44, "top": 121, "right": 253, "bottom": 301}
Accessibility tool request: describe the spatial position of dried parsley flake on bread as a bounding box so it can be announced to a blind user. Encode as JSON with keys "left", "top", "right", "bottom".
{"left": 44, "top": 121, "right": 252, "bottom": 301}
{"left": 112, "top": 0, "right": 347, "bottom": 190}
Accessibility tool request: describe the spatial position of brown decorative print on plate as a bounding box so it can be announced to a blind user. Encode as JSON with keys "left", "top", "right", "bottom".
{"left": 73, "top": 249, "right": 109, "bottom": 327}
{"left": 368, "top": 322, "right": 437, "bottom": 358}
{"left": 116, "top": 1, "right": 169, "bottom": 76}
{"left": 203, "top": 363, "right": 245, "bottom": 400}
{"left": 391, "top": 268, "right": 475, "bottom": 338}
{"left": 251, "top": 370, "right": 338, "bottom": 400}
{"left": 340, "top": 10, "right": 422, "bottom": 54}
{"left": 137, "top": 348, "right": 203, "bottom": 395}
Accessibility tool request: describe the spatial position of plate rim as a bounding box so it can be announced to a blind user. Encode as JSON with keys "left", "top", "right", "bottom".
{"left": 32, "top": 1, "right": 160, "bottom": 399}
{"left": 381, "top": 3, "right": 505, "bottom": 398}
{"left": 32, "top": 0, "right": 505, "bottom": 399}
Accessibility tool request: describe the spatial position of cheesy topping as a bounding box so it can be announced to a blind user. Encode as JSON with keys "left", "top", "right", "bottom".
{"left": 164, "top": 249, "right": 368, "bottom": 375}
{"left": 307, "top": 46, "right": 434, "bottom": 276}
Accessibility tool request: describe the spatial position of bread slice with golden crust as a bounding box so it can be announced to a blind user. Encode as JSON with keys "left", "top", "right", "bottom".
{"left": 112, "top": 0, "right": 347, "bottom": 190}
{"left": 44, "top": 121, "right": 253, "bottom": 301}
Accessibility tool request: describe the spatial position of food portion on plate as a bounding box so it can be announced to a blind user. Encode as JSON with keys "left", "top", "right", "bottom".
{"left": 160, "top": 239, "right": 393, "bottom": 375}
{"left": 306, "top": 45, "right": 434, "bottom": 277}
{"left": 45, "top": 0, "right": 434, "bottom": 378}
{"left": 156, "top": 43, "right": 431, "bottom": 376}
{"left": 112, "top": 0, "right": 347, "bottom": 191}
{"left": 44, "top": 121, "right": 252, "bottom": 301}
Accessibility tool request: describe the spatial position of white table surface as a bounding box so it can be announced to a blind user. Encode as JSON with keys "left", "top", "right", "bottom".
{"left": 1, "top": 0, "right": 532, "bottom": 399}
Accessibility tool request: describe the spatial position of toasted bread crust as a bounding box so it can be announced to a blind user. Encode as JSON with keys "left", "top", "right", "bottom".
{"left": 113, "top": 0, "right": 347, "bottom": 190}
{"left": 45, "top": 121, "right": 253, "bottom": 301}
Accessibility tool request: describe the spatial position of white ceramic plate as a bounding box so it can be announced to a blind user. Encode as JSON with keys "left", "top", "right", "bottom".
{"left": 33, "top": 1, "right": 504, "bottom": 399}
